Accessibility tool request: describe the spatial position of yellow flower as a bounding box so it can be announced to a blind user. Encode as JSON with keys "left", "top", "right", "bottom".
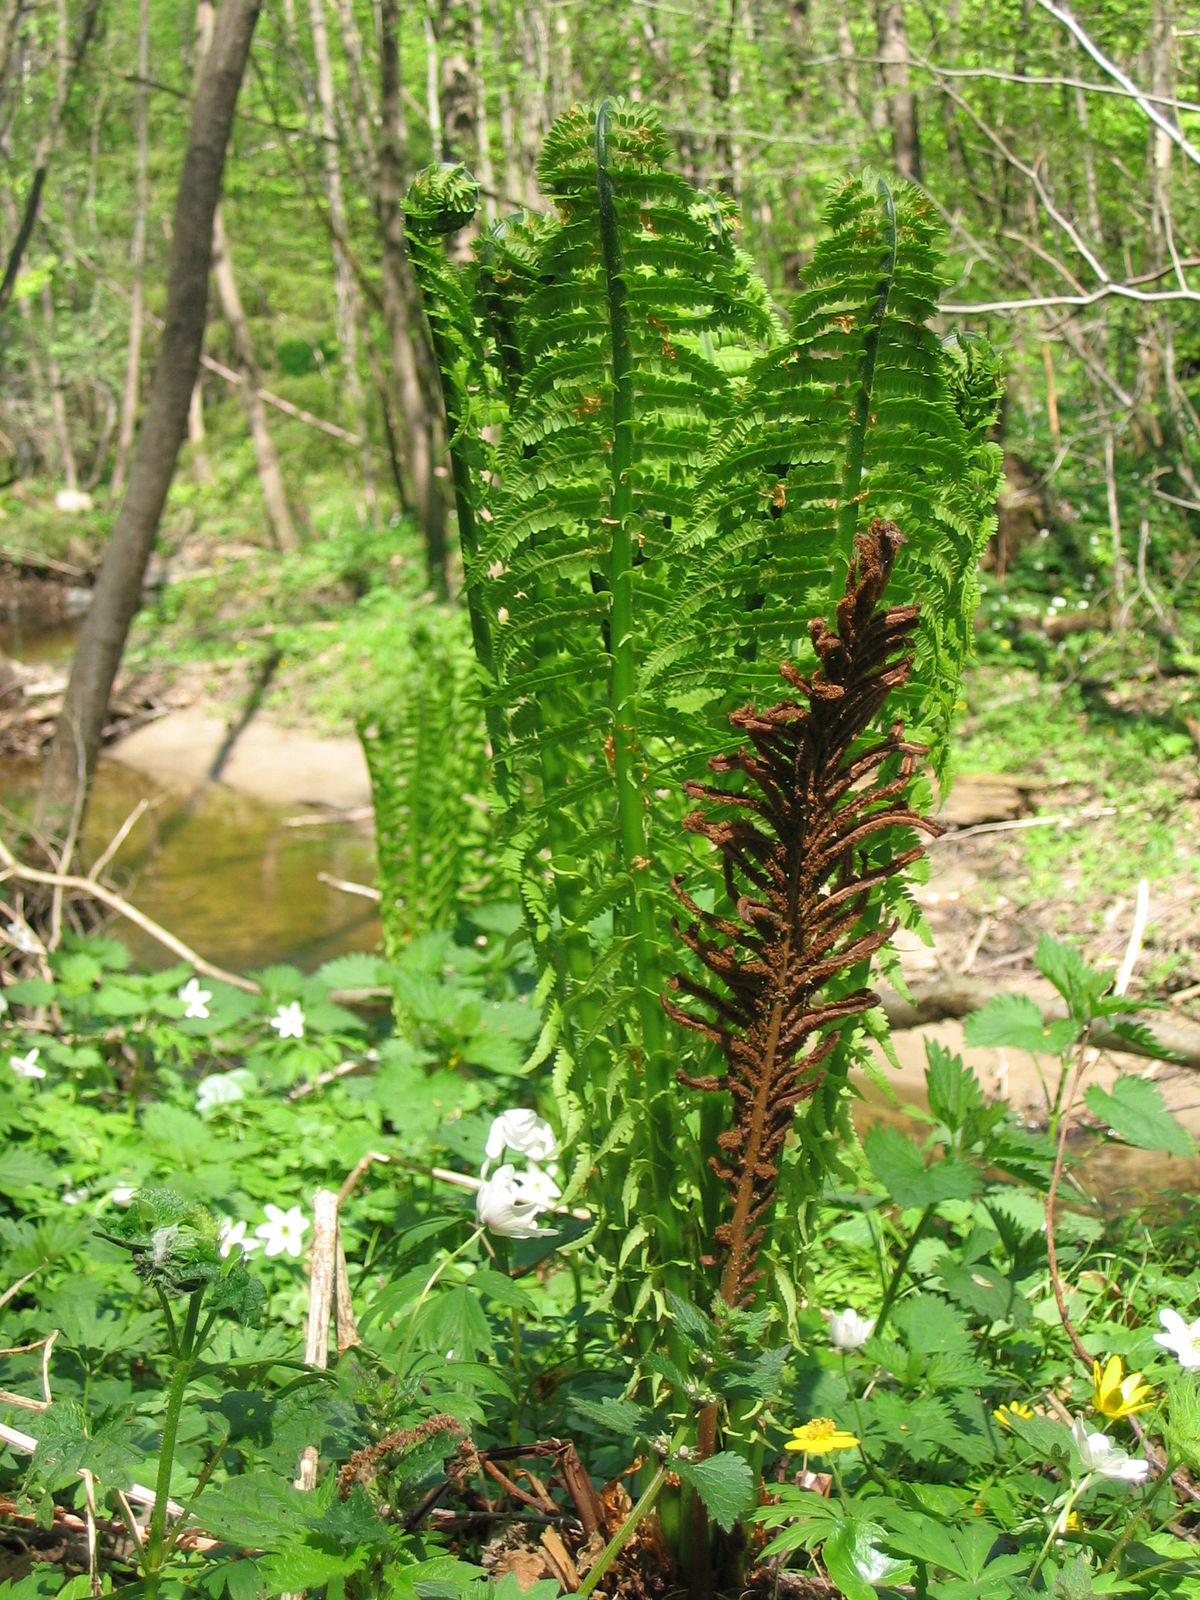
{"left": 1092, "top": 1356, "right": 1154, "bottom": 1420}
{"left": 785, "top": 1418, "right": 860, "bottom": 1454}
{"left": 994, "top": 1401, "right": 1035, "bottom": 1429}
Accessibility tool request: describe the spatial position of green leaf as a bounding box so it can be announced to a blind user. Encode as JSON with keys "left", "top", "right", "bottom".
{"left": 1084, "top": 1075, "right": 1195, "bottom": 1156}
{"left": 314, "top": 952, "right": 390, "bottom": 988}
{"left": 571, "top": 1395, "right": 649, "bottom": 1435}
{"left": 665, "top": 1292, "right": 714, "bottom": 1350}
{"left": 963, "top": 992, "right": 1076, "bottom": 1055}
{"left": 1036, "top": 933, "right": 1109, "bottom": 1022}
{"left": 924, "top": 1041, "right": 983, "bottom": 1133}
{"left": 194, "top": 1478, "right": 315, "bottom": 1549}
{"left": 674, "top": 1450, "right": 756, "bottom": 1532}
{"left": 0, "top": 1145, "right": 58, "bottom": 1190}
{"left": 862, "top": 1124, "right": 980, "bottom": 1209}
{"left": 822, "top": 1519, "right": 913, "bottom": 1600}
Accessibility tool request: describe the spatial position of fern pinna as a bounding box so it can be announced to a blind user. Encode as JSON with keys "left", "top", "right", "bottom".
{"left": 665, "top": 520, "right": 939, "bottom": 1309}
{"left": 403, "top": 102, "right": 1002, "bottom": 1316}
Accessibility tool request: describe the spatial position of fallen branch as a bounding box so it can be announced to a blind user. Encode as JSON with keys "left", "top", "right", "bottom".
{"left": 878, "top": 976, "right": 1200, "bottom": 1071}
{"left": 0, "top": 836, "right": 259, "bottom": 994}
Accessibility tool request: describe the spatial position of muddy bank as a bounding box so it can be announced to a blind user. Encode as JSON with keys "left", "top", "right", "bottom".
{"left": 108, "top": 706, "right": 371, "bottom": 812}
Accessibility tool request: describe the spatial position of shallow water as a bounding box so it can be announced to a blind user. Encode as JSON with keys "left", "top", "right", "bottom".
{"left": 2, "top": 756, "right": 381, "bottom": 973}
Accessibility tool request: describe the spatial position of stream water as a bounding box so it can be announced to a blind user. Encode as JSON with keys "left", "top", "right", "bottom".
{"left": 3, "top": 618, "right": 381, "bottom": 971}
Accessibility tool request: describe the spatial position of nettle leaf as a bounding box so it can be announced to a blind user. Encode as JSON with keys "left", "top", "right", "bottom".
{"left": 314, "top": 952, "right": 391, "bottom": 989}
{"left": 863, "top": 1124, "right": 980, "bottom": 1210}
{"left": 665, "top": 1292, "right": 715, "bottom": 1351}
{"left": 674, "top": 1450, "right": 756, "bottom": 1532}
{"left": 924, "top": 1041, "right": 983, "bottom": 1133}
{"left": 0, "top": 1144, "right": 58, "bottom": 1191}
{"left": 822, "top": 1519, "right": 914, "bottom": 1600}
{"left": 963, "top": 992, "right": 1076, "bottom": 1055}
{"left": 1085, "top": 1075, "right": 1195, "bottom": 1157}
{"left": 1035, "top": 933, "right": 1109, "bottom": 1021}
{"left": 195, "top": 1477, "right": 315, "bottom": 1549}
{"left": 571, "top": 1395, "right": 650, "bottom": 1435}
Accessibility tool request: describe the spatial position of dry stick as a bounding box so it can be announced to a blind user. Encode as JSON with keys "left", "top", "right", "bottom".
{"left": 317, "top": 870, "right": 381, "bottom": 900}
{"left": 293, "top": 1189, "right": 339, "bottom": 1496}
{"left": 0, "top": 837, "right": 259, "bottom": 993}
{"left": 1045, "top": 878, "right": 1150, "bottom": 1374}
{"left": 81, "top": 1467, "right": 101, "bottom": 1598}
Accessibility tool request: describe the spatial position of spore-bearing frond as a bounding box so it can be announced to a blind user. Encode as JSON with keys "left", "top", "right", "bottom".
{"left": 664, "top": 517, "right": 941, "bottom": 1307}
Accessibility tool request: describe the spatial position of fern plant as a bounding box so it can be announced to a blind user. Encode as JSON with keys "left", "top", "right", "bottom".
{"left": 403, "top": 102, "right": 1002, "bottom": 1327}
{"left": 358, "top": 602, "right": 492, "bottom": 959}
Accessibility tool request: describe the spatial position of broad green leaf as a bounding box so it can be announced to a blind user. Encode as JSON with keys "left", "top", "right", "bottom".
{"left": 963, "top": 992, "right": 1076, "bottom": 1055}
{"left": 822, "top": 1519, "right": 913, "bottom": 1600}
{"left": 1036, "top": 933, "right": 1109, "bottom": 1021}
{"left": 675, "top": 1450, "right": 756, "bottom": 1532}
{"left": 1085, "top": 1075, "right": 1195, "bottom": 1157}
{"left": 862, "top": 1124, "right": 980, "bottom": 1209}
{"left": 194, "top": 1478, "right": 314, "bottom": 1549}
{"left": 924, "top": 1040, "right": 983, "bottom": 1132}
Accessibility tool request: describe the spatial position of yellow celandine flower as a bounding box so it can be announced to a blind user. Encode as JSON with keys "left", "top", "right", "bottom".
{"left": 1092, "top": 1355, "right": 1154, "bottom": 1420}
{"left": 785, "top": 1418, "right": 860, "bottom": 1454}
{"left": 993, "top": 1401, "right": 1035, "bottom": 1429}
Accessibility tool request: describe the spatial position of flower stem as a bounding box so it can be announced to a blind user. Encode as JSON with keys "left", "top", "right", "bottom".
{"left": 1028, "top": 1474, "right": 1088, "bottom": 1587}
{"left": 395, "top": 1225, "right": 484, "bottom": 1375}
{"left": 873, "top": 1202, "right": 935, "bottom": 1340}
{"left": 143, "top": 1289, "right": 204, "bottom": 1600}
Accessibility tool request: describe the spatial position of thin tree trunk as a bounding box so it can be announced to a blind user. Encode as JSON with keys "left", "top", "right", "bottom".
{"left": 471, "top": 0, "right": 495, "bottom": 224}
{"left": 308, "top": 0, "right": 374, "bottom": 514}
{"left": 438, "top": 0, "right": 478, "bottom": 264}
{"left": 110, "top": 0, "right": 149, "bottom": 500}
{"left": 37, "top": 0, "right": 264, "bottom": 837}
{"left": 194, "top": 0, "right": 299, "bottom": 552}
{"left": 188, "top": 377, "right": 213, "bottom": 484}
{"left": 41, "top": 278, "right": 78, "bottom": 490}
{"left": 380, "top": 0, "right": 447, "bottom": 590}
{"left": 210, "top": 207, "right": 300, "bottom": 550}
{"left": 0, "top": 0, "right": 102, "bottom": 319}
{"left": 876, "top": 1, "right": 921, "bottom": 182}
{"left": 423, "top": 7, "right": 443, "bottom": 162}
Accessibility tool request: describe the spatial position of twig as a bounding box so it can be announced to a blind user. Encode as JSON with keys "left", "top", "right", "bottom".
{"left": 0, "top": 837, "right": 259, "bottom": 993}
{"left": 959, "top": 914, "right": 992, "bottom": 975}
{"left": 337, "top": 1150, "right": 391, "bottom": 1206}
{"left": 88, "top": 798, "right": 155, "bottom": 881}
{"left": 285, "top": 808, "right": 373, "bottom": 828}
{"left": 317, "top": 871, "right": 381, "bottom": 901}
{"left": 287, "top": 1059, "right": 365, "bottom": 1100}
{"left": 82, "top": 1467, "right": 101, "bottom": 1596}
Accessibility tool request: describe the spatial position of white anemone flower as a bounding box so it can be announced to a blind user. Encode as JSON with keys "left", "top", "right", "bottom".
{"left": 255, "top": 1203, "right": 309, "bottom": 1258}
{"left": 178, "top": 977, "right": 212, "bottom": 1020}
{"left": 476, "top": 1164, "right": 556, "bottom": 1239}
{"left": 110, "top": 1186, "right": 137, "bottom": 1207}
{"left": 828, "top": 1308, "right": 876, "bottom": 1351}
{"left": 1154, "top": 1308, "right": 1200, "bottom": 1370}
{"left": 195, "top": 1072, "right": 248, "bottom": 1116}
{"left": 1070, "top": 1417, "right": 1150, "bottom": 1483}
{"left": 483, "top": 1109, "right": 557, "bottom": 1172}
{"left": 269, "top": 1002, "right": 305, "bottom": 1041}
{"left": 0, "top": 991, "right": 8, "bottom": 1016}
{"left": 10, "top": 1048, "right": 45, "bottom": 1080}
{"left": 219, "top": 1218, "right": 262, "bottom": 1258}
{"left": 61, "top": 1175, "right": 90, "bottom": 1206}
{"left": 5, "top": 920, "right": 40, "bottom": 955}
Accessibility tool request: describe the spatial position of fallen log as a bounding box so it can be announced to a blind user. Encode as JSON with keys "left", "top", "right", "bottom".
{"left": 880, "top": 977, "right": 1200, "bottom": 1072}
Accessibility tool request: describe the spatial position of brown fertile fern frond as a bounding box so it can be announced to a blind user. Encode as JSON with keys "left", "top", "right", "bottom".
{"left": 664, "top": 518, "right": 941, "bottom": 1308}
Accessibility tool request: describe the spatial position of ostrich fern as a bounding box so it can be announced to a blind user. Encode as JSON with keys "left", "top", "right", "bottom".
{"left": 403, "top": 102, "right": 1002, "bottom": 1319}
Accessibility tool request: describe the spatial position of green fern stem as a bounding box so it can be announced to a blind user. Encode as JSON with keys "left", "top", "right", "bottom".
{"left": 831, "top": 178, "right": 897, "bottom": 604}
{"left": 411, "top": 248, "right": 513, "bottom": 811}
{"left": 595, "top": 100, "right": 677, "bottom": 1226}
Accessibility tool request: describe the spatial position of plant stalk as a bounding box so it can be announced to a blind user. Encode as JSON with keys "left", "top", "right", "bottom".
{"left": 143, "top": 1288, "right": 203, "bottom": 1598}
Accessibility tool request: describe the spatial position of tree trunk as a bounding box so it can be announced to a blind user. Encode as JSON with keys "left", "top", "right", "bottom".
{"left": 379, "top": 0, "right": 447, "bottom": 590}
{"left": 470, "top": 0, "right": 495, "bottom": 223}
{"left": 210, "top": 206, "right": 301, "bottom": 550}
{"left": 187, "top": 378, "right": 213, "bottom": 484}
{"left": 37, "top": 0, "right": 263, "bottom": 837}
{"left": 194, "top": 0, "right": 299, "bottom": 552}
{"left": 41, "top": 278, "right": 78, "bottom": 490}
{"left": 876, "top": 1, "right": 921, "bottom": 183}
{"left": 308, "top": 0, "right": 374, "bottom": 514}
{"left": 0, "top": 0, "right": 103, "bottom": 319}
{"left": 110, "top": 0, "right": 149, "bottom": 500}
